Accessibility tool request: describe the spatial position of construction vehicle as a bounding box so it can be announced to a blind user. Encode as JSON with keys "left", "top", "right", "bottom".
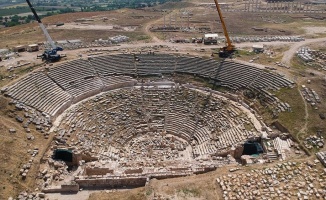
{"left": 213, "top": 0, "right": 236, "bottom": 58}
{"left": 26, "top": 0, "right": 63, "bottom": 62}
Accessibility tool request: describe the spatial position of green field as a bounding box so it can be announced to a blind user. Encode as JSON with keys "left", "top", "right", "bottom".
{"left": 0, "top": 7, "right": 32, "bottom": 17}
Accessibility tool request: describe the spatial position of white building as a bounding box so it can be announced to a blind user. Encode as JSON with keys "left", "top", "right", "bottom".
{"left": 204, "top": 33, "right": 218, "bottom": 45}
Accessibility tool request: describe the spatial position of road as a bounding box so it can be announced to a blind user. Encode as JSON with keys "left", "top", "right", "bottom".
{"left": 281, "top": 37, "right": 326, "bottom": 66}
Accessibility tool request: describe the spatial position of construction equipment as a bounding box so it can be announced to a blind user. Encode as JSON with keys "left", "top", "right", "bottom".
{"left": 25, "top": 0, "right": 63, "bottom": 62}
{"left": 213, "top": 0, "right": 236, "bottom": 58}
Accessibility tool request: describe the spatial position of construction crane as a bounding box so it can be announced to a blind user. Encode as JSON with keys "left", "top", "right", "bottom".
{"left": 26, "top": 0, "right": 63, "bottom": 62}
{"left": 213, "top": 0, "right": 236, "bottom": 58}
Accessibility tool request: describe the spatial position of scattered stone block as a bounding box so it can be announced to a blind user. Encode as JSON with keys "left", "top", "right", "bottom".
{"left": 9, "top": 128, "right": 16, "bottom": 133}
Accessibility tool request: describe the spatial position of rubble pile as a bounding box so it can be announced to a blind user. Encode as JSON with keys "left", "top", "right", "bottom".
{"left": 229, "top": 36, "right": 304, "bottom": 43}
{"left": 316, "top": 151, "right": 326, "bottom": 167}
{"left": 301, "top": 85, "right": 321, "bottom": 109}
{"left": 217, "top": 161, "right": 326, "bottom": 199}
{"left": 53, "top": 86, "right": 260, "bottom": 164}
{"left": 7, "top": 100, "right": 52, "bottom": 138}
{"left": 305, "top": 134, "right": 324, "bottom": 149}
{"left": 297, "top": 47, "right": 326, "bottom": 71}
{"left": 19, "top": 148, "right": 39, "bottom": 180}
{"left": 37, "top": 84, "right": 265, "bottom": 190}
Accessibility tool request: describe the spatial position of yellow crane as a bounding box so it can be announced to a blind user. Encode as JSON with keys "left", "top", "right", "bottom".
{"left": 213, "top": 0, "right": 236, "bottom": 58}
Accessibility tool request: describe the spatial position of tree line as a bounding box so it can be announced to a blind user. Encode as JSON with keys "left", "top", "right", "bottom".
{"left": 0, "top": 0, "right": 181, "bottom": 27}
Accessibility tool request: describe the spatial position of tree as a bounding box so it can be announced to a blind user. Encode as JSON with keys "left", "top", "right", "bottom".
{"left": 25, "top": 15, "right": 32, "bottom": 23}
{"left": 11, "top": 15, "right": 19, "bottom": 23}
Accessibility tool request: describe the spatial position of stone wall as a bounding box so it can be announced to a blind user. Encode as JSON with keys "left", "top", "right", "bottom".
{"left": 149, "top": 172, "right": 192, "bottom": 180}
{"left": 271, "top": 121, "right": 289, "bottom": 133}
{"left": 170, "top": 167, "right": 190, "bottom": 171}
{"left": 102, "top": 81, "right": 137, "bottom": 92}
{"left": 72, "top": 87, "right": 103, "bottom": 104}
{"left": 75, "top": 176, "right": 147, "bottom": 188}
{"left": 43, "top": 184, "right": 79, "bottom": 193}
{"left": 85, "top": 168, "right": 113, "bottom": 176}
{"left": 125, "top": 168, "right": 143, "bottom": 174}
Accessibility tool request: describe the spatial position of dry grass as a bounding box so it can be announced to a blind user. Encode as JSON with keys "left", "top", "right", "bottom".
{"left": 0, "top": 61, "right": 44, "bottom": 88}
{"left": 88, "top": 152, "right": 326, "bottom": 200}
{"left": 305, "top": 77, "right": 326, "bottom": 138}
{"left": 261, "top": 87, "right": 306, "bottom": 137}
{"left": 88, "top": 188, "right": 146, "bottom": 200}
{"left": 1, "top": 3, "right": 325, "bottom": 48}
{"left": 235, "top": 44, "right": 288, "bottom": 66}
{"left": 88, "top": 169, "right": 223, "bottom": 200}
{"left": 0, "top": 8, "right": 163, "bottom": 47}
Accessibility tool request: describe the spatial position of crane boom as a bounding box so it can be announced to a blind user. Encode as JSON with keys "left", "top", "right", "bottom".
{"left": 25, "top": 0, "right": 56, "bottom": 49}
{"left": 212, "top": 0, "right": 235, "bottom": 57}
{"left": 213, "top": 0, "right": 233, "bottom": 50}
{"left": 25, "top": 0, "right": 63, "bottom": 62}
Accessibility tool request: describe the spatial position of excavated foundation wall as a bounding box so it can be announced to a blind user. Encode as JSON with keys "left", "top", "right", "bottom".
{"left": 85, "top": 168, "right": 114, "bottom": 176}
{"left": 75, "top": 176, "right": 147, "bottom": 188}
{"left": 43, "top": 184, "right": 79, "bottom": 193}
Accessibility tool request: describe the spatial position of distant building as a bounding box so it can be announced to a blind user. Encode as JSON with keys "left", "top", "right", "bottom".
{"left": 56, "top": 23, "right": 64, "bottom": 27}
{"left": 13, "top": 45, "right": 26, "bottom": 52}
{"left": 170, "top": 37, "right": 186, "bottom": 43}
{"left": 252, "top": 44, "right": 264, "bottom": 53}
{"left": 57, "top": 40, "right": 69, "bottom": 45}
{"left": 310, "top": 0, "right": 326, "bottom": 4}
{"left": 27, "top": 44, "right": 39, "bottom": 52}
{"left": 204, "top": 33, "right": 218, "bottom": 45}
{"left": 68, "top": 39, "right": 82, "bottom": 44}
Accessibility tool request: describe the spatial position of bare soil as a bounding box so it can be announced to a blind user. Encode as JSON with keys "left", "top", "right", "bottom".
{"left": 0, "top": 96, "right": 51, "bottom": 199}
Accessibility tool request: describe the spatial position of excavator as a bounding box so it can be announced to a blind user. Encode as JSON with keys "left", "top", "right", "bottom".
{"left": 213, "top": 0, "right": 236, "bottom": 58}
{"left": 26, "top": 0, "right": 63, "bottom": 62}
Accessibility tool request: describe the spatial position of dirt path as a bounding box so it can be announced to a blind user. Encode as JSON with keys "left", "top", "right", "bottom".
{"left": 46, "top": 190, "right": 94, "bottom": 200}
{"left": 297, "top": 86, "right": 308, "bottom": 140}
{"left": 281, "top": 37, "right": 326, "bottom": 66}
{"left": 143, "top": 12, "right": 166, "bottom": 43}
{"left": 279, "top": 37, "right": 326, "bottom": 139}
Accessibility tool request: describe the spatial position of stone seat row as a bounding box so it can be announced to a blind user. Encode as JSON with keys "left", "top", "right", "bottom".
{"left": 194, "top": 126, "right": 211, "bottom": 144}
{"left": 90, "top": 56, "right": 136, "bottom": 75}
{"left": 193, "top": 142, "right": 217, "bottom": 157}
{"left": 165, "top": 113, "right": 195, "bottom": 142}
{"left": 87, "top": 54, "right": 293, "bottom": 92}
{"left": 100, "top": 76, "right": 137, "bottom": 88}
{"left": 65, "top": 77, "right": 103, "bottom": 98}
{"left": 4, "top": 54, "right": 294, "bottom": 119}
{"left": 176, "top": 57, "right": 217, "bottom": 77}
{"left": 5, "top": 72, "right": 72, "bottom": 116}
{"left": 89, "top": 54, "right": 293, "bottom": 92}
{"left": 215, "top": 126, "right": 257, "bottom": 150}
{"left": 48, "top": 59, "right": 96, "bottom": 89}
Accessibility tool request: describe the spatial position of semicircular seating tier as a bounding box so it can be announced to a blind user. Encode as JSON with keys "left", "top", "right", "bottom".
{"left": 4, "top": 72, "right": 73, "bottom": 116}
{"left": 2, "top": 54, "right": 294, "bottom": 118}
{"left": 57, "top": 87, "right": 260, "bottom": 158}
